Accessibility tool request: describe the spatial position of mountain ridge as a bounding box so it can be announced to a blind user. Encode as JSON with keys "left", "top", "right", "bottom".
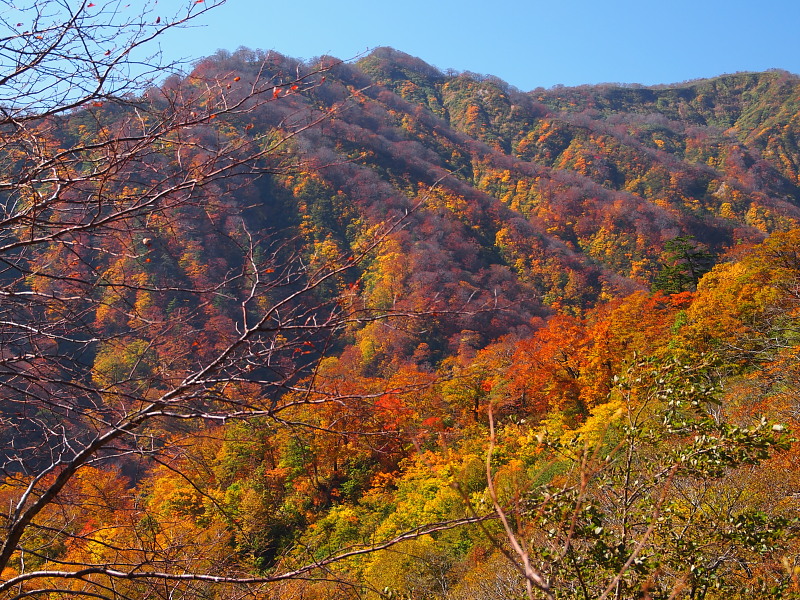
{"left": 5, "top": 31, "right": 800, "bottom": 597}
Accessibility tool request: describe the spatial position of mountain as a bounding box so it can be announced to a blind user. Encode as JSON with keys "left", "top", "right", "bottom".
{"left": 4, "top": 41, "right": 800, "bottom": 600}
{"left": 180, "top": 48, "right": 800, "bottom": 353}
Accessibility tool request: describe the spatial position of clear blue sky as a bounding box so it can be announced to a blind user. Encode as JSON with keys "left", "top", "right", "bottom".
{"left": 159, "top": 0, "right": 800, "bottom": 91}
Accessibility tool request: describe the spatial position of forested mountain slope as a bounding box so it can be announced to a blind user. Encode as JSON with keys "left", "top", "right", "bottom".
{"left": 246, "top": 47, "right": 800, "bottom": 314}
{"left": 3, "top": 35, "right": 800, "bottom": 600}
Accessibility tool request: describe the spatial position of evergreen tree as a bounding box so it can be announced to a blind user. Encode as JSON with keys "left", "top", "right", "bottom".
{"left": 652, "top": 235, "right": 715, "bottom": 294}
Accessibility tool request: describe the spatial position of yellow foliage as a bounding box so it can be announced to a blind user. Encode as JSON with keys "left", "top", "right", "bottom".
{"left": 719, "top": 201, "right": 736, "bottom": 219}
{"left": 571, "top": 397, "right": 625, "bottom": 445}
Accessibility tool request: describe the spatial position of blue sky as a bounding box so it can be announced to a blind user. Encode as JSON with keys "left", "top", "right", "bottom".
{"left": 160, "top": 0, "right": 800, "bottom": 91}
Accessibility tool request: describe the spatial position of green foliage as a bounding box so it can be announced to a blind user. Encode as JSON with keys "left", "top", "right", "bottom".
{"left": 652, "top": 235, "right": 715, "bottom": 294}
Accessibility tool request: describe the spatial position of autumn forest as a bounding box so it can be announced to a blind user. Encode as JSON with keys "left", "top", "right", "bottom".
{"left": 2, "top": 4, "right": 800, "bottom": 599}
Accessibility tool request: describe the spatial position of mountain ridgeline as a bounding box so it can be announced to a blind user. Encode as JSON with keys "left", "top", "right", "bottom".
{"left": 176, "top": 47, "right": 800, "bottom": 354}
{"left": 5, "top": 41, "right": 800, "bottom": 599}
